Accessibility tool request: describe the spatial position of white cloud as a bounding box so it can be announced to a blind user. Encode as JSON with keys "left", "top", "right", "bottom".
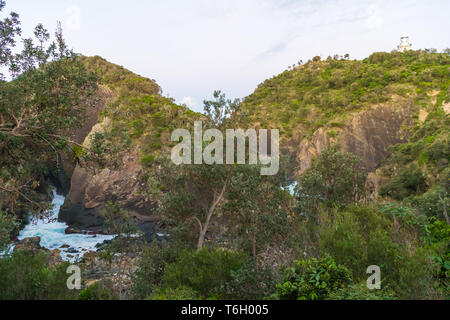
{"left": 66, "top": 5, "right": 81, "bottom": 31}
{"left": 366, "top": 4, "right": 382, "bottom": 30}
{"left": 180, "top": 96, "right": 197, "bottom": 109}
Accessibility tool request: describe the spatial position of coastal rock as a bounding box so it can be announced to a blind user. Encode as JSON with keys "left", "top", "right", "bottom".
{"left": 15, "top": 237, "right": 63, "bottom": 266}
{"left": 60, "top": 148, "right": 158, "bottom": 240}
{"left": 15, "top": 236, "right": 42, "bottom": 252}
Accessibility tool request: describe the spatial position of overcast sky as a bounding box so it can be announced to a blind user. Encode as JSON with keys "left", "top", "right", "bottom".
{"left": 4, "top": 0, "right": 450, "bottom": 112}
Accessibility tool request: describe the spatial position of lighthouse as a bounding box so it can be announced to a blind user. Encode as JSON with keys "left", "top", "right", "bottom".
{"left": 397, "top": 36, "right": 412, "bottom": 52}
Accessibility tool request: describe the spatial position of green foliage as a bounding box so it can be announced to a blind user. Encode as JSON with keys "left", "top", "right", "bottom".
{"left": 141, "top": 154, "right": 155, "bottom": 165}
{"left": 379, "top": 102, "right": 449, "bottom": 219}
{"left": 380, "top": 164, "right": 427, "bottom": 200}
{"left": 224, "top": 158, "right": 291, "bottom": 258}
{"left": 379, "top": 203, "right": 427, "bottom": 227}
{"left": 147, "top": 286, "right": 200, "bottom": 300}
{"left": 131, "top": 242, "right": 181, "bottom": 299}
{"left": 161, "top": 248, "right": 247, "bottom": 299}
{"left": 241, "top": 50, "right": 450, "bottom": 141}
{"left": 0, "top": 250, "right": 77, "bottom": 300}
{"left": 424, "top": 221, "right": 450, "bottom": 295}
{"left": 203, "top": 90, "right": 241, "bottom": 128}
{"left": 0, "top": 2, "right": 97, "bottom": 213}
{"left": 0, "top": 211, "right": 18, "bottom": 251}
{"left": 328, "top": 282, "right": 397, "bottom": 300}
{"left": 274, "top": 256, "right": 352, "bottom": 300}
{"left": 220, "top": 260, "right": 278, "bottom": 300}
{"left": 78, "top": 281, "right": 117, "bottom": 300}
{"left": 295, "top": 146, "right": 366, "bottom": 217}
{"left": 318, "top": 205, "right": 437, "bottom": 299}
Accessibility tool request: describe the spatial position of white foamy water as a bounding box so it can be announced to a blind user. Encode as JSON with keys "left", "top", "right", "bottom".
{"left": 14, "top": 189, "right": 115, "bottom": 262}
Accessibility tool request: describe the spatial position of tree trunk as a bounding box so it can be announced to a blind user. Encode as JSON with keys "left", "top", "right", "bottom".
{"left": 197, "top": 182, "right": 227, "bottom": 251}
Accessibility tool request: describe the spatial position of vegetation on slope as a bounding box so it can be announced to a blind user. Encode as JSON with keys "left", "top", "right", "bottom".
{"left": 241, "top": 50, "right": 450, "bottom": 143}
{"left": 78, "top": 56, "right": 202, "bottom": 170}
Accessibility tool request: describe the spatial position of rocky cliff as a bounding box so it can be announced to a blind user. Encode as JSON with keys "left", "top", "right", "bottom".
{"left": 241, "top": 50, "right": 449, "bottom": 178}
{"left": 58, "top": 56, "right": 200, "bottom": 239}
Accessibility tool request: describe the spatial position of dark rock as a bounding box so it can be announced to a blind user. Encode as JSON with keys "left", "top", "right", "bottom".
{"left": 65, "top": 227, "right": 82, "bottom": 234}
{"left": 60, "top": 203, "right": 105, "bottom": 233}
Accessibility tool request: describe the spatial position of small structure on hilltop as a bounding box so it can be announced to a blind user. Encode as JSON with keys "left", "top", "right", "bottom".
{"left": 397, "top": 36, "right": 412, "bottom": 52}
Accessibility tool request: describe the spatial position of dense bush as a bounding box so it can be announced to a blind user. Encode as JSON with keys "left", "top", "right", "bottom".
{"left": 78, "top": 281, "right": 117, "bottom": 300}
{"left": 161, "top": 248, "right": 247, "bottom": 299}
{"left": 295, "top": 146, "right": 366, "bottom": 217}
{"left": 424, "top": 221, "right": 450, "bottom": 295}
{"left": 131, "top": 242, "right": 181, "bottom": 299}
{"left": 220, "top": 261, "right": 278, "bottom": 300}
{"left": 274, "top": 256, "right": 352, "bottom": 300}
{"left": 380, "top": 164, "right": 427, "bottom": 200}
{"left": 0, "top": 250, "right": 77, "bottom": 300}
{"left": 318, "top": 205, "right": 437, "bottom": 299}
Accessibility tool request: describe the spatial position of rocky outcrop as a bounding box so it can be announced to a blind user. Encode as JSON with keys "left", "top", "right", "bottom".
{"left": 47, "top": 85, "right": 113, "bottom": 195}
{"left": 15, "top": 236, "right": 63, "bottom": 267}
{"left": 59, "top": 148, "right": 157, "bottom": 240}
{"left": 295, "top": 101, "right": 416, "bottom": 174}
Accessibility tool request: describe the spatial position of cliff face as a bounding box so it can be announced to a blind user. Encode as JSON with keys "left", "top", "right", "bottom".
{"left": 58, "top": 56, "right": 200, "bottom": 238}
{"left": 59, "top": 148, "right": 157, "bottom": 240}
{"left": 295, "top": 101, "right": 415, "bottom": 174}
{"left": 47, "top": 85, "right": 113, "bottom": 195}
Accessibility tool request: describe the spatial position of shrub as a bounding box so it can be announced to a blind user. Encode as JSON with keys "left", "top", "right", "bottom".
{"left": 141, "top": 155, "right": 155, "bottom": 165}
{"left": 131, "top": 242, "right": 180, "bottom": 300}
{"left": 380, "top": 164, "right": 427, "bottom": 200}
{"left": 161, "top": 248, "right": 247, "bottom": 299}
{"left": 274, "top": 256, "right": 352, "bottom": 300}
{"left": 319, "top": 205, "right": 437, "bottom": 299}
{"left": 78, "top": 281, "right": 117, "bottom": 300}
{"left": 0, "top": 211, "right": 17, "bottom": 252}
{"left": 424, "top": 221, "right": 450, "bottom": 295}
{"left": 220, "top": 260, "right": 277, "bottom": 300}
{"left": 0, "top": 250, "right": 77, "bottom": 300}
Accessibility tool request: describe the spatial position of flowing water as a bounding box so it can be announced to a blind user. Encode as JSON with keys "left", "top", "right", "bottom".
{"left": 6, "top": 189, "right": 115, "bottom": 263}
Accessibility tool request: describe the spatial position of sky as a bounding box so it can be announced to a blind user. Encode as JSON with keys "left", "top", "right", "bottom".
{"left": 4, "top": 0, "right": 450, "bottom": 112}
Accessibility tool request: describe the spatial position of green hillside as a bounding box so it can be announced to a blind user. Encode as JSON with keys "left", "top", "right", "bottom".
{"left": 79, "top": 56, "right": 202, "bottom": 168}
{"left": 241, "top": 50, "right": 450, "bottom": 143}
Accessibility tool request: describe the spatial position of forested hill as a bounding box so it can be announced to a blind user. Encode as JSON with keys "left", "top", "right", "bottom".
{"left": 240, "top": 50, "right": 450, "bottom": 174}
